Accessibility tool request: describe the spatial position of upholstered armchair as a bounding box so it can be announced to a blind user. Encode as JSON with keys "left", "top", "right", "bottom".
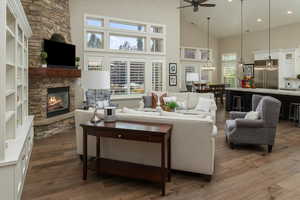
{"left": 225, "top": 95, "right": 281, "bottom": 153}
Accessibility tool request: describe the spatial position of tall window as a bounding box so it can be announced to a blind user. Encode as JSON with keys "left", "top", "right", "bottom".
{"left": 152, "top": 62, "right": 163, "bottom": 91}
{"left": 110, "top": 60, "right": 145, "bottom": 95}
{"left": 184, "top": 66, "right": 196, "bottom": 83}
{"left": 130, "top": 62, "right": 145, "bottom": 94}
{"left": 222, "top": 53, "right": 237, "bottom": 87}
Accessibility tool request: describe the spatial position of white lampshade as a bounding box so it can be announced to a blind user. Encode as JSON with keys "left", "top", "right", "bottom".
{"left": 186, "top": 73, "right": 200, "bottom": 82}
{"left": 82, "top": 71, "right": 110, "bottom": 90}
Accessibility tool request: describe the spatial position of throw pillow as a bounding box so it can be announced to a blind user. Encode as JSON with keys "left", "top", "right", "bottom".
{"left": 194, "top": 97, "right": 212, "bottom": 112}
{"left": 143, "top": 96, "right": 153, "bottom": 108}
{"left": 151, "top": 92, "right": 167, "bottom": 109}
{"left": 244, "top": 111, "right": 260, "bottom": 120}
{"left": 255, "top": 99, "right": 264, "bottom": 119}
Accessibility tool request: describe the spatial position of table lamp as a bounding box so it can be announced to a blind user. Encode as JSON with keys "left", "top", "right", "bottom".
{"left": 82, "top": 71, "right": 110, "bottom": 124}
{"left": 186, "top": 73, "right": 199, "bottom": 92}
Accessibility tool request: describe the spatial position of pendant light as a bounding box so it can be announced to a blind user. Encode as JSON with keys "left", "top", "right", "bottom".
{"left": 202, "top": 17, "right": 215, "bottom": 71}
{"left": 266, "top": 0, "right": 272, "bottom": 69}
{"left": 239, "top": 0, "right": 244, "bottom": 68}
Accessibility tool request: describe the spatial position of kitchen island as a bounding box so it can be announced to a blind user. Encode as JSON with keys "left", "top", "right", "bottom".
{"left": 226, "top": 88, "right": 300, "bottom": 120}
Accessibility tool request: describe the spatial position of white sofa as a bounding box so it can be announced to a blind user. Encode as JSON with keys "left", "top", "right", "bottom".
{"left": 75, "top": 93, "right": 218, "bottom": 176}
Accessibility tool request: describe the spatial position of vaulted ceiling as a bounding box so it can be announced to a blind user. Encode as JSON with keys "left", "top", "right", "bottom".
{"left": 181, "top": 0, "right": 300, "bottom": 38}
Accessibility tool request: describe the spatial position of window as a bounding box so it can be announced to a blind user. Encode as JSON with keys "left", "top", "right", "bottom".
{"left": 110, "top": 60, "right": 146, "bottom": 95}
{"left": 150, "top": 26, "right": 163, "bottom": 34}
{"left": 84, "top": 15, "right": 165, "bottom": 54}
{"left": 150, "top": 38, "right": 163, "bottom": 53}
{"left": 86, "top": 32, "right": 104, "bottom": 49}
{"left": 184, "top": 48, "right": 197, "bottom": 59}
{"left": 86, "top": 17, "right": 103, "bottom": 28}
{"left": 130, "top": 62, "right": 145, "bottom": 94}
{"left": 200, "top": 49, "right": 210, "bottom": 60}
{"left": 110, "top": 61, "right": 128, "bottom": 95}
{"left": 185, "top": 66, "right": 196, "bottom": 82}
{"left": 152, "top": 62, "right": 163, "bottom": 91}
{"left": 222, "top": 53, "right": 237, "bottom": 87}
{"left": 109, "top": 21, "right": 146, "bottom": 32}
{"left": 84, "top": 15, "right": 166, "bottom": 97}
{"left": 86, "top": 57, "right": 105, "bottom": 71}
{"left": 109, "top": 34, "right": 145, "bottom": 51}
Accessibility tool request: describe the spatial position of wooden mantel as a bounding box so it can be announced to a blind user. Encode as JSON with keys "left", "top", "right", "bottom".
{"left": 29, "top": 67, "right": 81, "bottom": 78}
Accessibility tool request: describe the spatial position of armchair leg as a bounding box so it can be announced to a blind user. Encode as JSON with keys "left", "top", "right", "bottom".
{"left": 268, "top": 145, "right": 273, "bottom": 153}
{"left": 230, "top": 142, "right": 235, "bottom": 149}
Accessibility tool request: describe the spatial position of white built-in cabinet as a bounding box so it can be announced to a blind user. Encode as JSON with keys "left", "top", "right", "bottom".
{"left": 0, "top": 0, "right": 33, "bottom": 199}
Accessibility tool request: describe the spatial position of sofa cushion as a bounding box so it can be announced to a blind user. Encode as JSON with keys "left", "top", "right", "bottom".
{"left": 194, "top": 97, "right": 213, "bottom": 112}
{"left": 244, "top": 111, "right": 260, "bottom": 120}
{"left": 226, "top": 120, "right": 236, "bottom": 132}
{"left": 143, "top": 96, "right": 152, "bottom": 108}
{"left": 151, "top": 92, "right": 167, "bottom": 109}
{"left": 122, "top": 107, "right": 160, "bottom": 116}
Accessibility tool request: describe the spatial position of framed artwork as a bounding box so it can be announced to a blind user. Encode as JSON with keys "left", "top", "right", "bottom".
{"left": 169, "top": 63, "right": 177, "bottom": 74}
{"left": 169, "top": 75, "right": 177, "bottom": 86}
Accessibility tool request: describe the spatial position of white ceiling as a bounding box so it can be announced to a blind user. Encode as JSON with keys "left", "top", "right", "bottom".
{"left": 181, "top": 0, "right": 300, "bottom": 38}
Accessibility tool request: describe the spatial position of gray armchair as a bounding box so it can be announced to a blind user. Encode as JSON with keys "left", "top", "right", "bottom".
{"left": 225, "top": 95, "right": 282, "bottom": 153}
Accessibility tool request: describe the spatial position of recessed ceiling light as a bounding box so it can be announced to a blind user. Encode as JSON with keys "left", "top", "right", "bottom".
{"left": 257, "top": 18, "right": 263, "bottom": 22}
{"left": 228, "top": 0, "right": 233, "bottom": 2}
{"left": 287, "top": 10, "right": 293, "bottom": 15}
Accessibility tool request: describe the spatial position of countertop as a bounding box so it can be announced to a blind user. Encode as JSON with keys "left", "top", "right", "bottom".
{"left": 226, "top": 88, "right": 300, "bottom": 96}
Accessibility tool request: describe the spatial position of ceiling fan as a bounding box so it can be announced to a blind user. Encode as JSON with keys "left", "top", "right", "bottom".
{"left": 178, "top": 0, "right": 216, "bottom": 12}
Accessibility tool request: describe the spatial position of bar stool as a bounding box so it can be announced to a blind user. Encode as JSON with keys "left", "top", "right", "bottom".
{"left": 232, "top": 95, "right": 243, "bottom": 111}
{"left": 289, "top": 103, "right": 300, "bottom": 127}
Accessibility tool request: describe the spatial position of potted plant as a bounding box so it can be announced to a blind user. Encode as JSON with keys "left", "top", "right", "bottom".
{"left": 165, "top": 101, "right": 178, "bottom": 112}
{"left": 76, "top": 57, "right": 80, "bottom": 69}
{"left": 40, "top": 51, "right": 48, "bottom": 68}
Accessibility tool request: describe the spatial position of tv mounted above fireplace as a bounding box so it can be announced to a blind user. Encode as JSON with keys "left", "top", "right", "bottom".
{"left": 44, "top": 39, "right": 76, "bottom": 69}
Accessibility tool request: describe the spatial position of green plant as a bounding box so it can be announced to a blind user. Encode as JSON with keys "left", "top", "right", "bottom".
{"left": 76, "top": 57, "right": 80, "bottom": 68}
{"left": 297, "top": 74, "right": 300, "bottom": 80}
{"left": 40, "top": 51, "right": 48, "bottom": 64}
{"left": 166, "top": 101, "right": 178, "bottom": 110}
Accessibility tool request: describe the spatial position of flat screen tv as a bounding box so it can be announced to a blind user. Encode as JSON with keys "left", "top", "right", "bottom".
{"left": 43, "top": 39, "right": 76, "bottom": 68}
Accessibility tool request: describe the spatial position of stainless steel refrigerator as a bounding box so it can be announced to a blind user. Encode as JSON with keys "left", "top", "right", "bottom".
{"left": 254, "top": 60, "right": 279, "bottom": 89}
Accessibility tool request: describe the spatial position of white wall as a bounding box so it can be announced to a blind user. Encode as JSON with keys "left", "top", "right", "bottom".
{"left": 180, "top": 15, "right": 220, "bottom": 83}
{"left": 70, "top": 0, "right": 181, "bottom": 107}
{"left": 219, "top": 22, "right": 300, "bottom": 64}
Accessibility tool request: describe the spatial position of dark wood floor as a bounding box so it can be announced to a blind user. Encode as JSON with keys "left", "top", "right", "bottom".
{"left": 22, "top": 107, "right": 300, "bottom": 200}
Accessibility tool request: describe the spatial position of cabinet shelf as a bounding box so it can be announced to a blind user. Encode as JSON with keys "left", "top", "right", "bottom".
{"left": 6, "top": 26, "right": 15, "bottom": 38}
{"left": 5, "top": 111, "right": 15, "bottom": 123}
{"left": 6, "top": 89, "right": 15, "bottom": 97}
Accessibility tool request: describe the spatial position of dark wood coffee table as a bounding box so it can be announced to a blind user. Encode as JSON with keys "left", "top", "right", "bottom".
{"left": 80, "top": 120, "right": 173, "bottom": 196}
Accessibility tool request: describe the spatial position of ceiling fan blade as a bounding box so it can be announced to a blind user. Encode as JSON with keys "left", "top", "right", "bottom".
{"left": 177, "top": 5, "right": 193, "bottom": 9}
{"left": 183, "top": 0, "right": 193, "bottom": 3}
{"left": 199, "top": 3, "right": 216, "bottom": 7}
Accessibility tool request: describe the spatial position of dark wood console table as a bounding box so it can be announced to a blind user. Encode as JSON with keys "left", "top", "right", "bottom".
{"left": 80, "top": 121, "right": 173, "bottom": 196}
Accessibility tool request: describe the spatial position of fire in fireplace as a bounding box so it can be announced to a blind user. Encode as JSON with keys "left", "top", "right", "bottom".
{"left": 47, "top": 87, "right": 70, "bottom": 118}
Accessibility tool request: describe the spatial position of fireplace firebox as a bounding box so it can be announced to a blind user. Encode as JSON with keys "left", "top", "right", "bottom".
{"left": 47, "top": 87, "right": 70, "bottom": 118}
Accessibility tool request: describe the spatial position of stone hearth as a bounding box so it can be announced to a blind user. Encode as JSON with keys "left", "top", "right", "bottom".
{"left": 22, "top": 0, "right": 77, "bottom": 138}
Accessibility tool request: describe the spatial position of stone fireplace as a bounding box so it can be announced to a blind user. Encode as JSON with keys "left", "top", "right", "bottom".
{"left": 21, "top": 0, "right": 80, "bottom": 138}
